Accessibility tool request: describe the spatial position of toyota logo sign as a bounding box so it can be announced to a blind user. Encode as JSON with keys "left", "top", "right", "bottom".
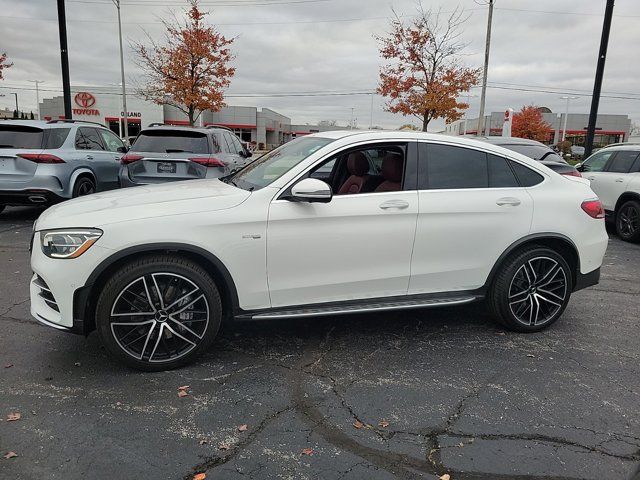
{"left": 75, "top": 92, "right": 96, "bottom": 108}
{"left": 72, "top": 92, "right": 100, "bottom": 116}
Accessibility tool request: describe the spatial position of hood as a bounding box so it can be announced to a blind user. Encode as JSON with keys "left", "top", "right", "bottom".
{"left": 36, "top": 179, "right": 250, "bottom": 230}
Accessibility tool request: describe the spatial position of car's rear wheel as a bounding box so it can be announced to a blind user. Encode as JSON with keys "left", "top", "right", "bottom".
{"left": 489, "top": 246, "right": 572, "bottom": 332}
{"left": 72, "top": 176, "right": 96, "bottom": 198}
{"left": 95, "top": 255, "right": 222, "bottom": 371}
{"left": 615, "top": 200, "right": 640, "bottom": 243}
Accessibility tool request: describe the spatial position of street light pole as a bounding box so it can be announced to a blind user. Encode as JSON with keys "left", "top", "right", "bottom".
{"left": 56, "top": 0, "right": 72, "bottom": 119}
{"left": 584, "top": 0, "right": 615, "bottom": 158}
{"left": 477, "top": 0, "right": 494, "bottom": 136}
{"left": 112, "top": 0, "right": 129, "bottom": 140}
{"left": 28, "top": 80, "right": 44, "bottom": 119}
{"left": 463, "top": 93, "right": 478, "bottom": 135}
{"left": 560, "top": 96, "right": 578, "bottom": 142}
{"left": 11, "top": 93, "right": 18, "bottom": 117}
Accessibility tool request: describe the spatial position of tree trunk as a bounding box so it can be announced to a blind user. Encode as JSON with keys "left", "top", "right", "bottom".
{"left": 422, "top": 114, "right": 429, "bottom": 132}
{"left": 188, "top": 106, "right": 195, "bottom": 126}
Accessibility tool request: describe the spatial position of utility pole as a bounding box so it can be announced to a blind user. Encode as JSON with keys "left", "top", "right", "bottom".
{"left": 112, "top": 0, "right": 129, "bottom": 140}
{"left": 560, "top": 96, "right": 578, "bottom": 142}
{"left": 369, "top": 93, "right": 374, "bottom": 129}
{"left": 584, "top": 0, "right": 615, "bottom": 158}
{"left": 350, "top": 107, "right": 354, "bottom": 129}
{"left": 477, "top": 0, "right": 494, "bottom": 137}
{"left": 28, "top": 80, "right": 44, "bottom": 120}
{"left": 11, "top": 93, "right": 18, "bottom": 117}
{"left": 56, "top": 0, "right": 72, "bottom": 119}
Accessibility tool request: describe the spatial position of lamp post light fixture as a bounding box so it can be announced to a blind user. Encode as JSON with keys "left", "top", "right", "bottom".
{"left": 560, "top": 95, "right": 579, "bottom": 142}
{"left": 111, "top": 0, "right": 129, "bottom": 140}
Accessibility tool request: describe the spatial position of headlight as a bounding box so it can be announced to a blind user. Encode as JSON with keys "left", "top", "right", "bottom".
{"left": 41, "top": 229, "right": 103, "bottom": 259}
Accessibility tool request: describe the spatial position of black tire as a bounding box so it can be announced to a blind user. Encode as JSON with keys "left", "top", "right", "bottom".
{"left": 95, "top": 255, "right": 222, "bottom": 371}
{"left": 72, "top": 176, "right": 96, "bottom": 198}
{"left": 488, "top": 245, "right": 572, "bottom": 332}
{"left": 615, "top": 200, "right": 640, "bottom": 243}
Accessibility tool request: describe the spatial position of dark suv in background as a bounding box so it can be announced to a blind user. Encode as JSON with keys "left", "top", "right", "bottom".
{"left": 119, "top": 125, "right": 252, "bottom": 187}
{"left": 477, "top": 136, "right": 580, "bottom": 177}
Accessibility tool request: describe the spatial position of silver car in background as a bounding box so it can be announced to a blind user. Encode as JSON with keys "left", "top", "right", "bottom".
{"left": 0, "top": 119, "right": 126, "bottom": 214}
{"left": 119, "top": 125, "right": 253, "bottom": 187}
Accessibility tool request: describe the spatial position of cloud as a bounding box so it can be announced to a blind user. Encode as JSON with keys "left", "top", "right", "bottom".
{"left": 0, "top": 0, "right": 638, "bottom": 129}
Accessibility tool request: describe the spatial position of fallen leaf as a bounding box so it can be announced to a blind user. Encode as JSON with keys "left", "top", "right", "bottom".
{"left": 218, "top": 443, "right": 230, "bottom": 451}
{"left": 193, "top": 473, "right": 206, "bottom": 480}
{"left": 237, "top": 424, "right": 248, "bottom": 432}
{"left": 526, "top": 354, "right": 535, "bottom": 358}
{"left": 457, "top": 442, "right": 464, "bottom": 448}
{"left": 439, "top": 474, "right": 450, "bottom": 480}
{"left": 378, "top": 420, "right": 390, "bottom": 428}
{"left": 178, "top": 385, "right": 190, "bottom": 391}
{"left": 178, "top": 390, "right": 189, "bottom": 398}
{"left": 4, "top": 452, "right": 17, "bottom": 459}
{"left": 7, "top": 413, "right": 20, "bottom": 422}
{"left": 352, "top": 420, "right": 364, "bottom": 429}
{"left": 199, "top": 439, "right": 208, "bottom": 445}
{"left": 4, "top": 363, "right": 13, "bottom": 368}
{"left": 301, "top": 448, "right": 314, "bottom": 456}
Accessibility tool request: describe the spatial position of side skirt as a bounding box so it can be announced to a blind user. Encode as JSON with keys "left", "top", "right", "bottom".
{"left": 235, "top": 292, "right": 482, "bottom": 321}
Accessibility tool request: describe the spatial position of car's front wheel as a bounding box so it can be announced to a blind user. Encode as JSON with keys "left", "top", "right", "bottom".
{"left": 615, "top": 200, "right": 640, "bottom": 243}
{"left": 488, "top": 246, "right": 572, "bottom": 332}
{"left": 95, "top": 255, "right": 222, "bottom": 371}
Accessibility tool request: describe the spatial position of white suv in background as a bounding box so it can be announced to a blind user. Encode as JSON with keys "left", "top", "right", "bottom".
{"left": 30, "top": 131, "right": 608, "bottom": 370}
{"left": 577, "top": 144, "right": 640, "bottom": 242}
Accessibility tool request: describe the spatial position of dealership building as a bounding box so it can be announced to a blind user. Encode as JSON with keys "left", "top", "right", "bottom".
{"left": 39, "top": 86, "right": 340, "bottom": 149}
{"left": 444, "top": 108, "right": 632, "bottom": 147}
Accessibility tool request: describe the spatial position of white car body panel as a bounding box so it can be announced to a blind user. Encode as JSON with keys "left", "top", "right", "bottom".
{"left": 29, "top": 130, "right": 609, "bottom": 331}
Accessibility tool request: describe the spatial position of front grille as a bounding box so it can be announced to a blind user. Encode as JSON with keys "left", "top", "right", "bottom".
{"left": 34, "top": 275, "right": 59, "bottom": 312}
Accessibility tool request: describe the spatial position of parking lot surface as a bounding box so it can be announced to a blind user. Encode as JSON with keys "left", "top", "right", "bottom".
{"left": 1, "top": 205, "right": 639, "bottom": 480}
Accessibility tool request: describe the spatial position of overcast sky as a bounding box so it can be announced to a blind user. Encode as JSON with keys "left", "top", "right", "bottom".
{"left": 1, "top": 0, "right": 639, "bottom": 130}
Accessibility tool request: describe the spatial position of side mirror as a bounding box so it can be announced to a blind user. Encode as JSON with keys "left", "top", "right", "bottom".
{"left": 575, "top": 163, "right": 584, "bottom": 172}
{"left": 117, "top": 146, "right": 129, "bottom": 154}
{"left": 290, "top": 178, "right": 332, "bottom": 203}
{"left": 241, "top": 149, "right": 252, "bottom": 158}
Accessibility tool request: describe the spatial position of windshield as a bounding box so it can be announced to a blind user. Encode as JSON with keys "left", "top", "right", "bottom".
{"left": 0, "top": 126, "right": 43, "bottom": 149}
{"left": 499, "top": 143, "right": 566, "bottom": 163}
{"left": 131, "top": 130, "right": 210, "bottom": 154}
{"left": 226, "top": 136, "right": 333, "bottom": 191}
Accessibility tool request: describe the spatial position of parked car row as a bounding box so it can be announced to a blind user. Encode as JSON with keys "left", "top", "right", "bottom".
{"left": 0, "top": 119, "right": 251, "bottom": 214}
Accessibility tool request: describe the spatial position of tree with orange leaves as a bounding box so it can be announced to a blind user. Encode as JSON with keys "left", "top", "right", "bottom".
{"left": 512, "top": 106, "right": 552, "bottom": 142}
{"left": 0, "top": 52, "right": 12, "bottom": 81}
{"left": 133, "top": 0, "right": 235, "bottom": 126}
{"left": 376, "top": 5, "right": 480, "bottom": 132}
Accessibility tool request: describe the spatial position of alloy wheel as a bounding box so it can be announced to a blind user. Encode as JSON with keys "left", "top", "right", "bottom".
{"left": 77, "top": 180, "right": 95, "bottom": 196}
{"left": 508, "top": 256, "right": 567, "bottom": 327}
{"left": 109, "top": 273, "right": 210, "bottom": 363}
{"left": 618, "top": 205, "right": 639, "bottom": 238}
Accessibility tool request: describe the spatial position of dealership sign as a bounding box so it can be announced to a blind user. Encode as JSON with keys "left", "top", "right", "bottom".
{"left": 73, "top": 92, "right": 100, "bottom": 116}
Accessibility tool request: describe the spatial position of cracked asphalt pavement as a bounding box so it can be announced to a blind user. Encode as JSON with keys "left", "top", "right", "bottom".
{"left": 1, "top": 205, "right": 639, "bottom": 480}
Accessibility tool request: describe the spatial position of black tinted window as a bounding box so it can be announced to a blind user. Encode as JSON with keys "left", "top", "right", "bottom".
{"left": 489, "top": 154, "right": 519, "bottom": 187}
{"left": 420, "top": 144, "right": 487, "bottom": 189}
{"left": 131, "top": 130, "right": 209, "bottom": 154}
{"left": 44, "top": 128, "right": 70, "bottom": 149}
{"left": 509, "top": 160, "right": 544, "bottom": 187}
{"left": 607, "top": 151, "right": 639, "bottom": 173}
{"left": 0, "top": 126, "right": 43, "bottom": 149}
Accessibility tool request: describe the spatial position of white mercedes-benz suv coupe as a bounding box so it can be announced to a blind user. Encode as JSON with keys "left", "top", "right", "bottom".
{"left": 30, "top": 131, "right": 608, "bottom": 370}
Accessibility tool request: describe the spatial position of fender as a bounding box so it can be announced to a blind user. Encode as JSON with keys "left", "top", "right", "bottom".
{"left": 73, "top": 242, "right": 240, "bottom": 335}
{"left": 480, "top": 232, "right": 580, "bottom": 294}
{"left": 66, "top": 167, "right": 96, "bottom": 197}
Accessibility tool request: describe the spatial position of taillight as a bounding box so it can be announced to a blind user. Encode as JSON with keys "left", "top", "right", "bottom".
{"left": 189, "top": 157, "right": 225, "bottom": 167}
{"left": 121, "top": 154, "right": 144, "bottom": 164}
{"left": 561, "top": 170, "right": 582, "bottom": 177}
{"left": 16, "top": 153, "right": 65, "bottom": 164}
{"left": 581, "top": 199, "right": 605, "bottom": 219}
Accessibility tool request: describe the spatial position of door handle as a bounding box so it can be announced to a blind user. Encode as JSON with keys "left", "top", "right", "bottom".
{"left": 496, "top": 197, "right": 521, "bottom": 206}
{"left": 615, "top": 178, "right": 624, "bottom": 183}
{"left": 86, "top": 155, "right": 94, "bottom": 160}
{"left": 379, "top": 199, "right": 409, "bottom": 210}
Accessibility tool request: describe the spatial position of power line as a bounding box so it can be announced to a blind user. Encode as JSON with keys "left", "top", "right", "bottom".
{"left": 66, "top": 0, "right": 332, "bottom": 6}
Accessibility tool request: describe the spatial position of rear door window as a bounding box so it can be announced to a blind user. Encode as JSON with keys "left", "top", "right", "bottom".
{"left": 76, "top": 127, "right": 105, "bottom": 151}
{"left": 0, "top": 125, "right": 44, "bottom": 149}
{"left": 606, "top": 151, "right": 639, "bottom": 173}
{"left": 130, "top": 130, "right": 210, "bottom": 154}
{"left": 508, "top": 161, "right": 544, "bottom": 187}
{"left": 419, "top": 144, "right": 488, "bottom": 189}
{"left": 488, "top": 154, "right": 519, "bottom": 188}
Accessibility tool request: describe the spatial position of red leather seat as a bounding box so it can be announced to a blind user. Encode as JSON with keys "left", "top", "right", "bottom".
{"left": 338, "top": 152, "right": 370, "bottom": 194}
{"left": 375, "top": 153, "right": 403, "bottom": 192}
